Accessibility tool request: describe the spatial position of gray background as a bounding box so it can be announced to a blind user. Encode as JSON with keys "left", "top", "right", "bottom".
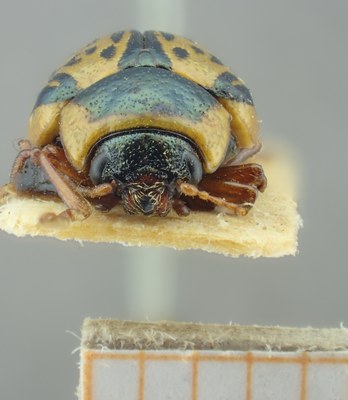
{"left": 0, "top": 0, "right": 347, "bottom": 399}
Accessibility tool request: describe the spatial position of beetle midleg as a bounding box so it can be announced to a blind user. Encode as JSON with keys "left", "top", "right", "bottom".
{"left": 203, "top": 163, "right": 267, "bottom": 192}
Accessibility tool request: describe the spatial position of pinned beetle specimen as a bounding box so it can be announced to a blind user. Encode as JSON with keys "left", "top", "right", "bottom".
{"left": 10, "top": 30, "right": 266, "bottom": 221}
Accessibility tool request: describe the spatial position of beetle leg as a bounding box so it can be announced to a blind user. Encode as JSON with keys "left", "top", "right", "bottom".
{"left": 42, "top": 145, "right": 117, "bottom": 198}
{"left": 39, "top": 148, "right": 118, "bottom": 220}
{"left": 11, "top": 143, "right": 118, "bottom": 221}
{"left": 17, "top": 139, "right": 34, "bottom": 151}
{"left": 38, "top": 151, "right": 92, "bottom": 221}
{"left": 179, "top": 181, "right": 253, "bottom": 216}
{"left": 204, "top": 163, "right": 267, "bottom": 192}
{"left": 178, "top": 161, "right": 267, "bottom": 216}
{"left": 10, "top": 147, "right": 40, "bottom": 181}
{"left": 76, "top": 180, "right": 117, "bottom": 199}
{"left": 43, "top": 144, "right": 91, "bottom": 185}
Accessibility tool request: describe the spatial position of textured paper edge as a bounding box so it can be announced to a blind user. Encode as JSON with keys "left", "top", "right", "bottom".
{"left": 81, "top": 319, "right": 348, "bottom": 352}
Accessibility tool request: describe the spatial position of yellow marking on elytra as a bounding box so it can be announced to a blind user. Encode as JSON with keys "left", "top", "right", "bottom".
{"left": 219, "top": 99, "right": 260, "bottom": 149}
{"left": 28, "top": 32, "right": 134, "bottom": 145}
{"left": 60, "top": 102, "right": 231, "bottom": 173}
{"left": 155, "top": 32, "right": 259, "bottom": 150}
{"left": 155, "top": 32, "right": 230, "bottom": 91}
{"left": 52, "top": 32, "right": 133, "bottom": 90}
{"left": 28, "top": 102, "right": 67, "bottom": 146}
{"left": 47, "top": 80, "right": 60, "bottom": 88}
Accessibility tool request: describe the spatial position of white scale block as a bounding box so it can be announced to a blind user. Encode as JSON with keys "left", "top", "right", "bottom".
{"left": 198, "top": 359, "right": 247, "bottom": 400}
{"left": 92, "top": 357, "right": 139, "bottom": 400}
{"left": 80, "top": 350, "right": 348, "bottom": 400}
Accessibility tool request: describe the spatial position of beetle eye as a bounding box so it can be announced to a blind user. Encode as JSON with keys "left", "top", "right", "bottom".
{"left": 89, "top": 148, "right": 109, "bottom": 184}
{"left": 183, "top": 151, "right": 203, "bottom": 185}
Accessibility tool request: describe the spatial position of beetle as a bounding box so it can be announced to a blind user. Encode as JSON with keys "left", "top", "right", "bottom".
{"left": 10, "top": 30, "right": 267, "bottom": 220}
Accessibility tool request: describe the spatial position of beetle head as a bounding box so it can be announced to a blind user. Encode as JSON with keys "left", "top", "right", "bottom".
{"left": 120, "top": 171, "right": 173, "bottom": 216}
{"left": 89, "top": 130, "right": 203, "bottom": 216}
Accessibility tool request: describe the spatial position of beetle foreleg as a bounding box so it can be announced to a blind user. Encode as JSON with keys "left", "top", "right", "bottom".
{"left": 179, "top": 181, "right": 250, "bottom": 216}
{"left": 178, "top": 160, "right": 267, "bottom": 216}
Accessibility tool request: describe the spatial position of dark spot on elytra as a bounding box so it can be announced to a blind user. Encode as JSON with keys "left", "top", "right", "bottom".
{"left": 173, "top": 47, "right": 189, "bottom": 59}
{"left": 191, "top": 45, "right": 204, "bottom": 54}
{"left": 65, "top": 56, "right": 82, "bottom": 66}
{"left": 220, "top": 71, "right": 239, "bottom": 83}
{"left": 210, "top": 54, "right": 224, "bottom": 65}
{"left": 85, "top": 46, "right": 97, "bottom": 55}
{"left": 212, "top": 71, "right": 254, "bottom": 104}
{"left": 161, "top": 32, "right": 175, "bottom": 41}
{"left": 111, "top": 31, "right": 124, "bottom": 43}
{"left": 100, "top": 45, "right": 116, "bottom": 59}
